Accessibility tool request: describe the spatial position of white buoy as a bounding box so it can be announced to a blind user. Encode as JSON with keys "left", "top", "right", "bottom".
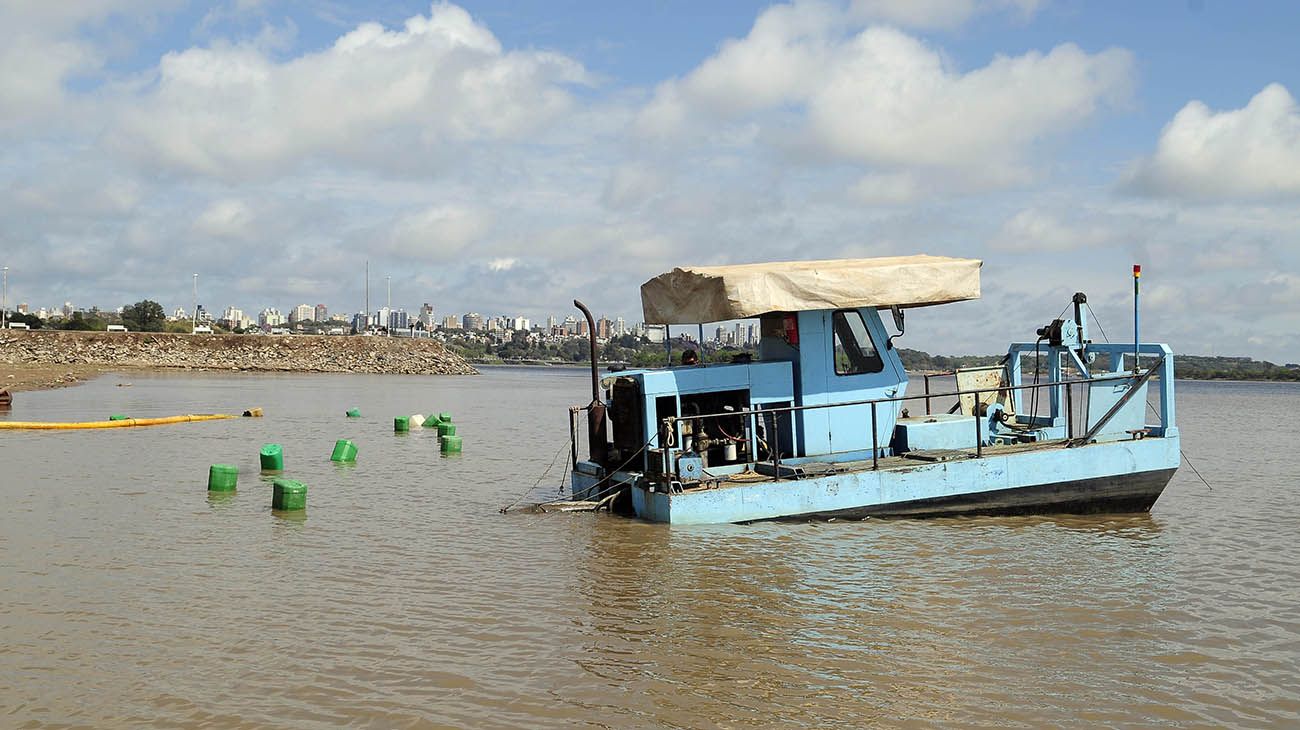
{"left": 410, "top": 413, "right": 426, "bottom": 428}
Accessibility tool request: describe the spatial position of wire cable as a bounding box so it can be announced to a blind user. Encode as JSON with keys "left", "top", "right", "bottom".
{"left": 500, "top": 438, "right": 572, "bottom": 513}
{"left": 1085, "top": 301, "right": 1110, "bottom": 344}
{"left": 536, "top": 431, "right": 660, "bottom": 508}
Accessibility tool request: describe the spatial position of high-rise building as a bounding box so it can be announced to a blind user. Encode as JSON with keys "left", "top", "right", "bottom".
{"left": 221, "top": 306, "right": 245, "bottom": 330}
{"left": 63, "top": 302, "right": 74, "bottom": 317}
{"left": 443, "top": 315, "right": 462, "bottom": 330}
{"left": 290, "top": 304, "right": 314, "bottom": 324}
{"left": 596, "top": 317, "right": 611, "bottom": 339}
{"left": 173, "top": 307, "right": 188, "bottom": 320}
{"left": 259, "top": 308, "right": 284, "bottom": 329}
{"left": 462, "top": 312, "right": 483, "bottom": 331}
{"left": 562, "top": 315, "right": 578, "bottom": 335}
{"left": 419, "top": 303, "right": 434, "bottom": 328}
{"left": 546, "top": 315, "right": 557, "bottom": 331}
{"left": 388, "top": 309, "right": 408, "bottom": 330}
{"left": 614, "top": 316, "right": 627, "bottom": 336}
{"left": 314, "top": 304, "right": 328, "bottom": 322}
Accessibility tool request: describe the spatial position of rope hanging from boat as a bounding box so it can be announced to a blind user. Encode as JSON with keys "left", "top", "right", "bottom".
{"left": 499, "top": 437, "right": 572, "bottom": 514}
{"left": 524, "top": 430, "right": 662, "bottom": 513}
{"left": 1088, "top": 303, "right": 1214, "bottom": 493}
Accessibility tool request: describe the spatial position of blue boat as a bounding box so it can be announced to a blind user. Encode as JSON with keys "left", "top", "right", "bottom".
{"left": 568, "top": 256, "right": 1178, "bottom": 524}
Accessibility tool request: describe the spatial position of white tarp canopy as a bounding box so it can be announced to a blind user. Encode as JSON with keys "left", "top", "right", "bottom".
{"left": 640, "top": 255, "right": 982, "bottom": 324}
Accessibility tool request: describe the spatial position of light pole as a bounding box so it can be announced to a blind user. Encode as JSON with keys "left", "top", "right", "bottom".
{"left": 192, "top": 273, "right": 198, "bottom": 333}
{"left": 2, "top": 266, "right": 8, "bottom": 329}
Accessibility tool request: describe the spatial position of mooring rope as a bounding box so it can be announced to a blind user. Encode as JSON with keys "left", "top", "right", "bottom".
{"left": 1093, "top": 304, "right": 1214, "bottom": 493}
{"left": 499, "top": 438, "right": 572, "bottom": 514}
{"left": 532, "top": 433, "right": 659, "bottom": 510}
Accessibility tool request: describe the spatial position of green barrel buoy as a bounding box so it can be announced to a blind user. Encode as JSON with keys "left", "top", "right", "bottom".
{"left": 271, "top": 478, "right": 307, "bottom": 510}
{"left": 437, "top": 412, "right": 452, "bottom": 424}
{"left": 109, "top": 414, "right": 129, "bottom": 421}
{"left": 330, "top": 439, "right": 357, "bottom": 463}
{"left": 394, "top": 416, "right": 409, "bottom": 433}
{"left": 441, "top": 435, "right": 463, "bottom": 453}
{"left": 437, "top": 422, "right": 457, "bottom": 438}
{"left": 260, "top": 443, "right": 284, "bottom": 471}
{"left": 423, "top": 415, "right": 441, "bottom": 428}
{"left": 207, "top": 464, "right": 238, "bottom": 491}
{"left": 346, "top": 408, "right": 361, "bottom": 418}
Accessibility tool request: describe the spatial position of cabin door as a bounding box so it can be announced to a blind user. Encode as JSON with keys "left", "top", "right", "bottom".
{"left": 824, "top": 308, "right": 906, "bottom": 456}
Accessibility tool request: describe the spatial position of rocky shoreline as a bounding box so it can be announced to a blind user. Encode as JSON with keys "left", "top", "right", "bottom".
{"left": 0, "top": 330, "right": 477, "bottom": 391}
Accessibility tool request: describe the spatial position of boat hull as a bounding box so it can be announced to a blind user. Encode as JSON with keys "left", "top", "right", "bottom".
{"left": 630, "top": 435, "right": 1180, "bottom": 525}
{"left": 797, "top": 467, "right": 1174, "bottom": 520}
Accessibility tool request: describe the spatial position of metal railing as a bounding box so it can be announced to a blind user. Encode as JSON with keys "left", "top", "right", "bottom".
{"left": 657, "top": 357, "right": 1165, "bottom": 478}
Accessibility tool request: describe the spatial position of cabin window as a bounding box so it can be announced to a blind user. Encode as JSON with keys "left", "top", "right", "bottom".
{"left": 832, "top": 310, "right": 884, "bottom": 376}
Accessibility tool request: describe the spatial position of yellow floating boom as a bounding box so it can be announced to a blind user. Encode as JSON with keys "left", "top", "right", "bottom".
{"left": 0, "top": 414, "right": 239, "bottom": 430}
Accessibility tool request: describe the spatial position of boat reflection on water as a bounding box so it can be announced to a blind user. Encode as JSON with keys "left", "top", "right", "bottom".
{"left": 557, "top": 508, "right": 1176, "bottom": 726}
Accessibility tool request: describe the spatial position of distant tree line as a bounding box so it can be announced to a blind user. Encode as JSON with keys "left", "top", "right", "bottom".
{"left": 1170, "top": 355, "right": 1300, "bottom": 381}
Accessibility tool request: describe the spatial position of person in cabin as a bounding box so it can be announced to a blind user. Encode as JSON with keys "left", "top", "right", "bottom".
{"left": 681, "top": 349, "right": 700, "bottom": 366}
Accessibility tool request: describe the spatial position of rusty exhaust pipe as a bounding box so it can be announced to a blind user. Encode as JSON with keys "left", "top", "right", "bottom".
{"left": 573, "top": 299, "right": 607, "bottom": 466}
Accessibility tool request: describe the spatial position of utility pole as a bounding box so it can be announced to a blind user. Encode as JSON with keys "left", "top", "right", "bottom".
{"left": 386, "top": 275, "right": 391, "bottom": 310}
{"left": 2, "top": 266, "right": 8, "bottom": 330}
{"left": 364, "top": 260, "right": 370, "bottom": 331}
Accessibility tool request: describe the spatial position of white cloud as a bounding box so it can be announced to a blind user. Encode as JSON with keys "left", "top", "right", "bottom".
{"left": 991, "top": 208, "right": 1118, "bottom": 252}
{"left": 849, "top": 0, "right": 1044, "bottom": 31}
{"left": 1263, "top": 272, "right": 1300, "bottom": 306}
{"left": 850, "top": 172, "right": 923, "bottom": 205}
{"left": 1124, "top": 83, "right": 1300, "bottom": 200}
{"left": 602, "top": 163, "right": 670, "bottom": 209}
{"left": 0, "top": 1, "right": 174, "bottom": 130}
{"left": 194, "top": 199, "right": 255, "bottom": 238}
{"left": 634, "top": 5, "right": 1132, "bottom": 187}
{"left": 808, "top": 32, "right": 1129, "bottom": 171}
{"left": 487, "top": 257, "right": 517, "bottom": 271}
{"left": 109, "top": 3, "right": 589, "bottom": 180}
{"left": 377, "top": 205, "right": 491, "bottom": 261}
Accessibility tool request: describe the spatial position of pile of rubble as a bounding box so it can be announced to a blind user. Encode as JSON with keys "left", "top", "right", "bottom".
{"left": 0, "top": 330, "right": 478, "bottom": 376}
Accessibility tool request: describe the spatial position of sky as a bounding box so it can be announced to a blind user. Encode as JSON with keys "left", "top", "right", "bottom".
{"left": 3, "top": 0, "right": 1300, "bottom": 361}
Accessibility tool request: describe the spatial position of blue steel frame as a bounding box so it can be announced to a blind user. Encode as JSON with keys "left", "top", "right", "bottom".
{"left": 1005, "top": 342, "right": 1176, "bottom": 438}
{"left": 655, "top": 355, "right": 1171, "bottom": 479}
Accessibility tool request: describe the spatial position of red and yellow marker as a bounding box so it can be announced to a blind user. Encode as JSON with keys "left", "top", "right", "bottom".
{"left": 1133, "top": 264, "right": 1141, "bottom": 372}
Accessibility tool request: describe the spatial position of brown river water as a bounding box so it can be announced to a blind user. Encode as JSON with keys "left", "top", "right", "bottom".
{"left": 2, "top": 367, "right": 1298, "bottom": 728}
